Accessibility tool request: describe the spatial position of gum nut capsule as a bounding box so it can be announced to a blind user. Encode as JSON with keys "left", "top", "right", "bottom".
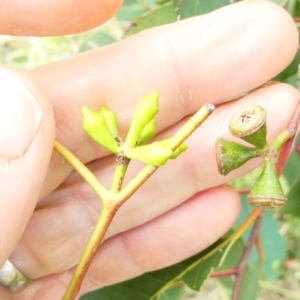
{"left": 229, "top": 105, "right": 268, "bottom": 151}
{"left": 216, "top": 138, "right": 258, "bottom": 176}
{"left": 247, "top": 160, "right": 287, "bottom": 208}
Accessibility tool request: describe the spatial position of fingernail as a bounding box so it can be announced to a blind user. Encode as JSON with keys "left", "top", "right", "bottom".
{"left": 0, "top": 70, "right": 43, "bottom": 161}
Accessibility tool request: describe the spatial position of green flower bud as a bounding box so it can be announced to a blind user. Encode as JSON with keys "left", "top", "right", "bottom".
{"left": 216, "top": 138, "right": 258, "bottom": 176}
{"left": 161, "top": 138, "right": 188, "bottom": 159}
{"left": 99, "top": 106, "right": 119, "bottom": 138}
{"left": 229, "top": 105, "right": 268, "bottom": 151}
{"left": 170, "top": 144, "right": 188, "bottom": 159}
{"left": 124, "top": 142, "right": 172, "bottom": 166}
{"left": 82, "top": 107, "right": 119, "bottom": 154}
{"left": 137, "top": 119, "right": 156, "bottom": 145}
{"left": 247, "top": 159, "right": 287, "bottom": 208}
{"left": 125, "top": 92, "right": 159, "bottom": 148}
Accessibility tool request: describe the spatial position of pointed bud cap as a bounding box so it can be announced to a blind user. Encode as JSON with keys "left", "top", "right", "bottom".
{"left": 216, "top": 138, "right": 258, "bottom": 176}
{"left": 138, "top": 119, "right": 156, "bottom": 145}
{"left": 125, "top": 92, "right": 159, "bottom": 148}
{"left": 99, "top": 106, "right": 119, "bottom": 138}
{"left": 247, "top": 160, "right": 287, "bottom": 208}
{"left": 82, "top": 107, "right": 119, "bottom": 154}
{"left": 161, "top": 138, "right": 188, "bottom": 159}
{"left": 169, "top": 143, "right": 188, "bottom": 159}
{"left": 124, "top": 142, "right": 172, "bottom": 166}
{"left": 229, "top": 105, "right": 268, "bottom": 151}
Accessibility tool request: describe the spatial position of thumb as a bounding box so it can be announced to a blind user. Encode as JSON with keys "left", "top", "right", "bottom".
{"left": 0, "top": 67, "right": 55, "bottom": 265}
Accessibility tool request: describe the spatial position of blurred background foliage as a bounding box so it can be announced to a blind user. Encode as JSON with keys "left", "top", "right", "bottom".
{"left": 1, "top": 1, "right": 300, "bottom": 299}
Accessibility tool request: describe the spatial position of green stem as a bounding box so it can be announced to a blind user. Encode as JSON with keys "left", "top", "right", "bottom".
{"left": 62, "top": 203, "right": 117, "bottom": 300}
{"left": 272, "top": 101, "right": 300, "bottom": 150}
{"left": 110, "top": 163, "right": 129, "bottom": 193}
{"left": 116, "top": 165, "right": 158, "bottom": 204}
{"left": 168, "top": 104, "right": 215, "bottom": 151}
{"left": 54, "top": 140, "right": 107, "bottom": 204}
{"left": 271, "top": 130, "right": 292, "bottom": 150}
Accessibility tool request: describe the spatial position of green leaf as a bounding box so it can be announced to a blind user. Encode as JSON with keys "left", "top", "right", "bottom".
{"left": 79, "top": 32, "right": 116, "bottom": 52}
{"left": 287, "top": 0, "right": 300, "bottom": 17}
{"left": 281, "top": 182, "right": 300, "bottom": 216}
{"left": 172, "top": 0, "right": 238, "bottom": 20}
{"left": 124, "top": 3, "right": 177, "bottom": 37}
{"left": 273, "top": 47, "right": 300, "bottom": 83}
{"left": 269, "top": 0, "right": 288, "bottom": 6}
{"left": 155, "top": 0, "right": 171, "bottom": 5}
{"left": 217, "top": 236, "right": 245, "bottom": 289}
{"left": 235, "top": 197, "right": 285, "bottom": 280}
{"left": 80, "top": 239, "right": 228, "bottom": 300}
{"left": 218, "top": 261, "right": 260, "bottom": 300}
{"left": 282, "top": 133, "right": 300, "bottom": 189}
{"left": 117, "top": 0, "right": 148, "bottom": 21}
{"left": 238, "top": 261, "right": 260, "bottom": 300}
{"left": 156, "top": 285, "right": 183, "bottom": 300}
{"left": 258, "top": 211, "right": 285, "bottom": 280}
{"left": 182, "top": 250, "right": 224, "bottom": 291}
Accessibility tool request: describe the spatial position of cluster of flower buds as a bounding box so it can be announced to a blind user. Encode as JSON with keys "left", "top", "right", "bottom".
{"left": 82, "top": 92, "right": 187, "bottom": 167}
{"left": 216, "top": 105, "right": 287, "bottom": 208}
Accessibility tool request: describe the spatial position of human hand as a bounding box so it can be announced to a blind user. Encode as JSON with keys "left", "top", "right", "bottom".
{"left": 0, "top": 1, "right": 298, "bottom": 299}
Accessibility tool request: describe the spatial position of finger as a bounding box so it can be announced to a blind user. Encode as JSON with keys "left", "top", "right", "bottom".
{"left": 8, "top": 186, "right": 240, "bottom": 299}
{"left": 0, "top": 67, "right": 55, "bottom": 267}
{"left": 0, "top": 0, "right": 123, "bottom": 36}
{"left": 81, "top": 186, "right": 240, "bottom": 292}
{"left": 30, "top": 0, "right": 299, "bottom": 197}
{"left": 9, "top": 82, "right": 299, "bottom": 280}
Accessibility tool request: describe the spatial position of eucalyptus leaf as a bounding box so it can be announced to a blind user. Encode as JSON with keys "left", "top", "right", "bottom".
{"left": 79, "top": 32, "right": 116, "bottom": 53}
{"left": 182, "top": 249, "right": 224, "bottom": 291}
{"left": 287, "top": 0, "right": 300, "bottom": 17}
{"left": 80, "top": 239, "right": 228, "bottom": 300}
{"left": 238, "top": 261, "right": 260, "bottom": 300}
{"left": 172, "top": 0, "right": 239, "bottom": 20}
{"left": 269, "top": 0, "right": 288, "bottom": 6}
{"left": 117, "top": 0, "right": 148, "bottom": 21}
{"left": 216, "top": 237, "right": 245, "bottom": 289}
{"left": 281, "top": 182, "right": 300, "bottom": 216}
{"left": 282, "top": 133, "right": 300, "bottom": 190}
{"left": 156, "top": 285, "right": 183, "bottom": 300}
{"left": 124, "top": 3, "right": 177, "bottom": 37}
{"left": 273, "top": 47, "right": 300, "bottom": 83}
{"left": 258, "top": 211, "right": 285, "bottom": 280}
{"left": 235, "top": 197, "right": 284, "bottom": 280}
{"left": 219, "top": 261, "right": 260, "bottom": 300}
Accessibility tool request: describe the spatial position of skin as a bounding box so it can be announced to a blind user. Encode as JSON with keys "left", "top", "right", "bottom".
{"left": 0, "top": 0, "right": 299, "bottom": 299}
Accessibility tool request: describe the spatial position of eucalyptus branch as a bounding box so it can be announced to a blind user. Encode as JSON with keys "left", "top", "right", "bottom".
{"left": 62, "top": 204, "right": 116, "bottom": 300}
{"left": 210, "top": 269, "right": 237, "bottom": 278}
{"left": 53, "top": 140, "right": 107, "bottom": 203}
{"left": 232, "top": 212, "right": 264, "bottom": 300}
{"left": 271, "top": 101, "right": 300, "bottom": 151}
{"left": 57, "top": 100, "right": 214, "bottom": 300}
{"left": 255, "top": 235, "right": 264, "bottom": 263}
{"left": 110, "top": 162, "right": 129, "bottom": 193}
